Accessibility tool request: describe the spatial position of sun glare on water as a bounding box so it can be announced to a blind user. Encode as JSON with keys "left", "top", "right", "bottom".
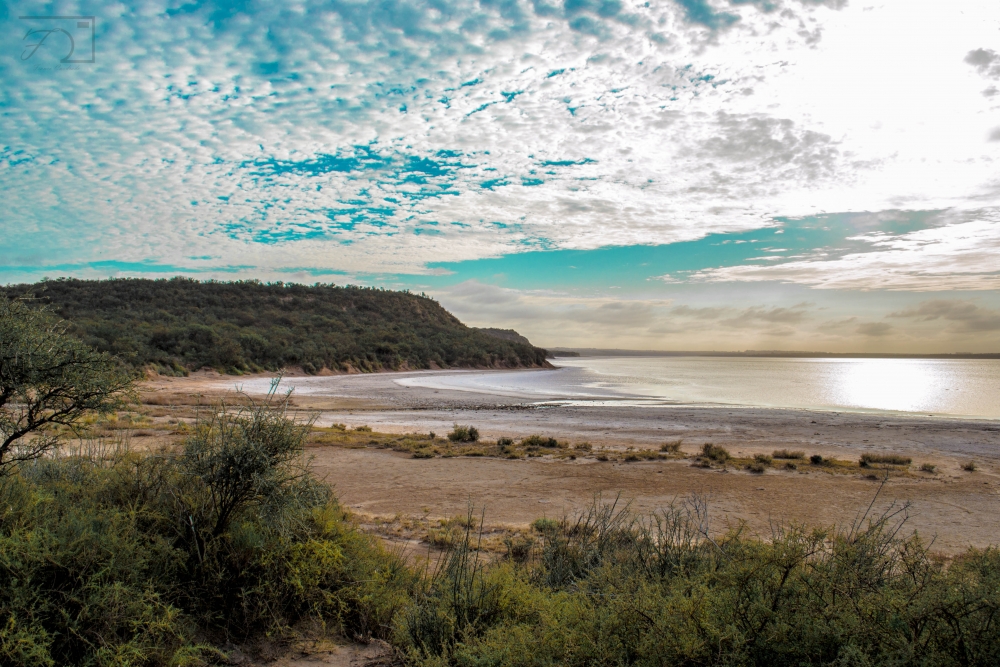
{"left": 829, "top": 359, "right": 944, "bottom": 414}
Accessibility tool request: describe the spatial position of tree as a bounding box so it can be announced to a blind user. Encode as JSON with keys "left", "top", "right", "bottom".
{"left": 0, "top": 295, "right": 137, "bottom": 470}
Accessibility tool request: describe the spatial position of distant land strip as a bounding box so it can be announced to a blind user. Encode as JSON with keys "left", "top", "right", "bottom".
{"left": 549, "top": 348, "right": 1000, "bottom": 360}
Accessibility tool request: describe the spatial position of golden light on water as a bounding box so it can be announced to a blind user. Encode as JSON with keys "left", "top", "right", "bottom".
{"left": 830, "top": 359, "right": 943, "bottom": 414}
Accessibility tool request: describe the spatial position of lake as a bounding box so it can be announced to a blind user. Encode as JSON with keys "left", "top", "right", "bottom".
{"left": 396, "top": 356, "right": 1000, "bottom": 419}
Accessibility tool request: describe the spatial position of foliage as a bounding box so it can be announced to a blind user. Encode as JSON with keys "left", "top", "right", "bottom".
{"left": 0, "top": 400, "right": 413, "bottom": 666}
{"left": 0, "top": 278, "right": 548, "bottom": 375}
{"left": 521, "top": 435, "right": 559, "bottom": 449}
{"left": 447, "top": 425, "right": 480, "bottom": 443}
{"left": 772, "top": 449, "right": 804, "bottom": 459}
{"left": 860, "top": 453, "right": 912, "bottom": 467}
{"left": 396, "top": 496, "right": 1000, "bottom": 667}
{"left": 701, "top": 443, "right": 730, "bottom": 462}
{"left": 0, "top": 295, "right": 137, "bottom": 471}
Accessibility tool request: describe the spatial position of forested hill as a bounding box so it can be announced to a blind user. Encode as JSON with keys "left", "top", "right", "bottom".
{"left": 2, "top": 278, "right": 549, "bottom": 375}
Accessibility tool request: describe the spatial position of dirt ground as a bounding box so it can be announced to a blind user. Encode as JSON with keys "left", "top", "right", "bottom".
{"left": 140, "top": 370, "right": 1000, "bottom": 555}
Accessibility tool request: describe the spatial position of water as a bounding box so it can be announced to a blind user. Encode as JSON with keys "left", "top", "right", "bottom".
{"left": 396, "top": 356, "right": 1000, "bottom": 419}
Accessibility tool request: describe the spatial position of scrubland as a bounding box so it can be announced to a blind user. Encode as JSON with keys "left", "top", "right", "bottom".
{"left": 3, "top": 398, "right": 999, "bottom": 666}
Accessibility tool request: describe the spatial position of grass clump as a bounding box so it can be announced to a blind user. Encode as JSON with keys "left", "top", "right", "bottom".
{"left": 860, "top": 453, "right": 912, "bottom": 467}
{"left": 701, "top": 443, "right": 730, "bottom": 463}
{"left": 496, "top": 437, "right": 514, "bottom": 448}
{"left": 660, "top": 440, "right": 683, "bottom": 454}
{"left": 773, "top": 449, "right": 805, "bottom": 460}
{"left": 447, "top": 424, "right": 480, "bottom": 443}
{"left": 963, "top": 461, "right": 978, "bottom": 472}
{"left": 920, "top": 463, "right": 937, "bottom": 473}
{"left": 754, "top": 453, "right": 772, "bottom": 465}
{"left": 521, "top": 435, "right": 559, "bottom": 448}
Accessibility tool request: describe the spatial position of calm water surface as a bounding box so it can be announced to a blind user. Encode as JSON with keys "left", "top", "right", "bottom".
{"left": 396, "top": 357, "right": 1000, "bottom": 419}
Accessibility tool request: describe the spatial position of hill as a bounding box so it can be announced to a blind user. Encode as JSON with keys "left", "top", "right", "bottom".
{"left": 2, "top": 278, "right": 549, "bottom": 375}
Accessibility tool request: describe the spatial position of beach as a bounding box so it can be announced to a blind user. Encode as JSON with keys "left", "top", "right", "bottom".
{"left": 142, "top": 365, "right": 1000, "bottom": 553}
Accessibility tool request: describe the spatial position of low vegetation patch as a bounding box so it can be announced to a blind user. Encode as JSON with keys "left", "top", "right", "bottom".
{"left": 860, "top": 453, "right": 913, "bottom": 467}
{"left": 448, "top": 424, "right": 480, "bottom": 442}
{"left": 701, "top": 443, "right": 730, "bottom": 462}
{"left": 521, "top": 434, "right": 560, "bottom": 448}
{"left": 396, "top": 497, "right": 1000, "bottom": 667}
{"left": 773, "top": 449, "right": 805, "bottom": 459}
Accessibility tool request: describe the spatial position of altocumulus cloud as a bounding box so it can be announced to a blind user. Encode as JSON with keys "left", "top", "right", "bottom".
{"left": 3, "top": 0, "right": 999, "bottom": 283}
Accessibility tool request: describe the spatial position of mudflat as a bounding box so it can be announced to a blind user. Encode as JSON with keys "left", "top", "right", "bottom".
{"left": 141, "top": 369, "right": 1000, "bottom": 553}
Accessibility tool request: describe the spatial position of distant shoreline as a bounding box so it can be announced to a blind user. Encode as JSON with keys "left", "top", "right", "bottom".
{"left": 548, "top": 348, "right": 1000, "bottom": 360}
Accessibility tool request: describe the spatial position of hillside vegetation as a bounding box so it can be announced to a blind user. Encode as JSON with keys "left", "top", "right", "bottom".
{"left": 0, "top": 278, "right": 548, "bottom": 375}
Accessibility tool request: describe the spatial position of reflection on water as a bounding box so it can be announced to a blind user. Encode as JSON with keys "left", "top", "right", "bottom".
{"left": 832, "top": 359, "right": 939, "bottom": 413}
{"left": 397, "top": 356, "right": 1000, "bottom": 419}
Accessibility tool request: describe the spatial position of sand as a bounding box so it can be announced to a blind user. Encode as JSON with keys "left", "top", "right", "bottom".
{"left": 142, "top": 369, "right": 1000, "bottom": 553}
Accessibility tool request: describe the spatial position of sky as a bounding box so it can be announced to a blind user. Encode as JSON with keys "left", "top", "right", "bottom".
{"left": 2, "top": 0, "right": 1000, "bottom": 352}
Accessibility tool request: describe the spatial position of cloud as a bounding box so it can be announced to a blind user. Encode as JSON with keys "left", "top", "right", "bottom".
{"left": 889, "top": 300, "right": 1000, "bottom": 333}
{"left": 2, "top": 0, "right": 999, "bottom": 288}
{"left": 855, "top": 322, "right": 892, "bottom": 337}
{"left": 694, "top": 214, "right": 1000, "bottom": 291}
{"left": 674, "top": 0, "right": 739, "bottom": 30}
{"left": 719, "top": 303, "right": 810, "bottom": 327}
{"left": 965, "top": 48, "right": 1000, "bottom": 79}
{"left": 695, "top": 112, "right": 841, "bottom": 181}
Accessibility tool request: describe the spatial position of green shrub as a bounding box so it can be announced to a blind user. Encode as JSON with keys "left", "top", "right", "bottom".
{"left": 810, "top": 454, "right": 825, "bottom": 465}
{"left": 701, "top": 443, "right": 729, "bottom": 462}
{"left": 754, "top": 453, "right": 772, "bottom": 465}
{"left": 448, "top": 424, "right": 479, "bottom": 442}
{"left": 747, "top": 461, "right": 767, "bottom": 473}
{"left": 395, "top": 498, "right": 1000, "bottom": 667}
{"left": 773, "top": 449, "right": 805, "bottom": 459}
{"left": 0, "top": 398, "right": 412, "bottom": 665}
{"left": 521, "top": 435, "right": 558, "bottom": 448}
{"left": 496, "top": 437, "right": 514, "bottom": 447}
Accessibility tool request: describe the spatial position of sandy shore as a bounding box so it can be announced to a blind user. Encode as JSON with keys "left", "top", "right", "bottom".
{"left": 143, "top": 369, "right": 1000, "bottom": 552}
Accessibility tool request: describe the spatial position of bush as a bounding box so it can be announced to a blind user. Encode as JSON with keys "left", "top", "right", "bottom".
{"left": 860, "top": 453, "right": 912, "bottom": 467}
{"left": 920, "top": 463, "right": 937, "bottom": 473}
{"left": 447, "top": 424, "right": 480, "bottom": 442}
{"left": 963, "top": 461, "right": 978, "bottom": 472}
{"left": 496, "top": 437, "right": 514, "bottom": 448}
{"left": 0, "top": 398, "right": 413, "bottom": 665}
{"left": 701, "top": 443, "right": 730, "bottom": 462}
{"left": 773, "top": 449, "right": 805, "bottom": 459}
{"left": 521, "top": 435, "right": 558, "bottom": 448}
{"left": 395, "top": 498, "right": 1000, "bottom": 667}
{"left": 784, "top": 462, "right": 798, "bottom": 470}
{"left": 810, "top": 454, "right": 825, "bottom": 465}
{"left": 660, "top": 440, "right": 682, "bottom": 454}
{"left": 747, "top": 461, "right": 767, "bottom": 473}
{"left": 754, "top": 454, "right": 772, "bottom": 465}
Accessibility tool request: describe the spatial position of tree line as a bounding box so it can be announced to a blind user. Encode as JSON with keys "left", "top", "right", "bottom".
{"left": 0, "top": 278, "right": 548, "bottom": 375}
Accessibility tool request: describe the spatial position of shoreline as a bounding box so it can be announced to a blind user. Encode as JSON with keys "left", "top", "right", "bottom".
{"left": 139, "top": 369, "right": 1000, "bottom": 553}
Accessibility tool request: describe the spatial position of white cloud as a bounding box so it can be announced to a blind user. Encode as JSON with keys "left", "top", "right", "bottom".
{"left": 693, "top": 215, "right": 1000, "bottom": 291}
{"left": 2, "top": 0, "right": 1000, "bottom": 279}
